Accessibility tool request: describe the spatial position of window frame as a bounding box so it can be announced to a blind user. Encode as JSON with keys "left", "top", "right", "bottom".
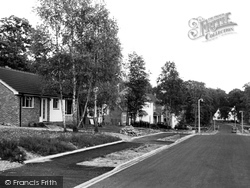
{"left": 65, "top": 99, "right": 73, "bottom": 115}
{"left": 22, "top": 96, "right": 34, "bottom": 108}
{"left": 53, "top": 98, "right": 59, "bottom": 110}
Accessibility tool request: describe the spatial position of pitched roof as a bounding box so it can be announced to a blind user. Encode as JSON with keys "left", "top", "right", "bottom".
{"left": 0, "top": 67, "right": 44, "bottom": 96}
{"left": 146, "top": 93, "right": 157, "bottom": 103}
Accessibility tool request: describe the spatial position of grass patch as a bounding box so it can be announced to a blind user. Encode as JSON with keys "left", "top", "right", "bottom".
{"left": 0, "top": 127, "right": 121, "bottom": 162}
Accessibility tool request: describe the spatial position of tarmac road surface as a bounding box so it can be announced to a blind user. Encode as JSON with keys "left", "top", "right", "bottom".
{"left": 89, "top": 123, "right": 250, "bottom": 188}
{"left": 0, "top": 133, "right": 177, "bottom": 188}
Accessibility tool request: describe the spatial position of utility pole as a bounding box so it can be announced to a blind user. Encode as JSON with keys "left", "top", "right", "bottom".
{"left": 239, "top": 111, "right": 244, "bottom": 134}
{"left": 198, "top": 98, "right": 203, "bottom": 134}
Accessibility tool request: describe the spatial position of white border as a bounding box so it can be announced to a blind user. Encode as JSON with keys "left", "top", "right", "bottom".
{"left": 0, "top": 79, "right": 19, "bottom": 95}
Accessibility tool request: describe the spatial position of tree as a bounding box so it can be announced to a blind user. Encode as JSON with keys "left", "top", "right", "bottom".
{"left": 156, "top": 61, "right": 185, "bottom": 126}
{"left": 242, "top": 83, "right": 250, "bottom": 123}
{"left": 38, "top": 53, "right": 72, "bottom": 132}
{"left": 0, "top": 15, "right": 33, "bottom": 71}
{"left": 125, "top": 52, "right": 149, "bottom": 123}
{"left": 30, "top": 25, "right": 52, "bottom": 72}
{"left": 182, "top": 80, "right": 206, "bottom": 126}
{"left": 72, "top": 2, "right": 122, "bottom": 128}
{"left": 212, "top": 88, "right": 230, "bottom": 120}
{"left": 35, "top": 0, "right": 122, "bottom": 130}
{"left": 228, "top": 88, "right": 244, "bottom": 120}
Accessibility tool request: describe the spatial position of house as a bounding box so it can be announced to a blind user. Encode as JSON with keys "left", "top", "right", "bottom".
{"left": 136, "top": 94, "right": 165, "bottom": 124}
{"left": 0, "top": 67, "right": 72, "bottom": 127}
{"left": 213, "top": 109, "right": 222, "bottom": 121}
{"left": 135, "top": 94, "right": 179, "bottom": 128}
{"left": 227, "top": 106, "right": 238, "bottom": 122}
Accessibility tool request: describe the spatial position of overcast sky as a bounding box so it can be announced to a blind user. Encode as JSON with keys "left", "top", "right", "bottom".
{"left": 1, "top": 0, "right": 249, "bottom": 93}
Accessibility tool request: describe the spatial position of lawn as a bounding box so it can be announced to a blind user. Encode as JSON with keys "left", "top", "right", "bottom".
{"left": 0, "top": 126, "right": 121, "bottom": 163}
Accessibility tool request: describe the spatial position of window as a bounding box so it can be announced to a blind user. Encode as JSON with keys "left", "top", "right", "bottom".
{"left": 53, "top": 99, "right": 59, "bottom": 109}
{"left": 22, "top": 96, "right": 34, "bottom": 108}
{"left": 65, "top": 99, "right": 72, "bottom": 114}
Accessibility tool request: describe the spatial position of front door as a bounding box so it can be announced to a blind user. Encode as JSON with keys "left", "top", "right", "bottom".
{"left": 41, "top": 98, "right": 48, "bottom": 122}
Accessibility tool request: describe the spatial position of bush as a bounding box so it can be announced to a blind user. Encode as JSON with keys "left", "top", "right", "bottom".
{"left": 132, "top": 121, "right": 150, "bottom": 128}
{"left": 28, "top": 122, "right": 46, "bottom": 128}
{"left": 0, "top": 139, "right": 26, "bottom": 162}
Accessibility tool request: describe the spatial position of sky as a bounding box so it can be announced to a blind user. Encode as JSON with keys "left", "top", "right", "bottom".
{"left": 0, "top": 0, "right": 249, "bottom": 93}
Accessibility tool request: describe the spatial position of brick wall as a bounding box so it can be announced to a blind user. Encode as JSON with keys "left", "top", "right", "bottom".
{"left": 0, "top": 82, "right": 20, "bottom": 126}
{"left": 21, "top": 97, "right": 40, "bottom": 126}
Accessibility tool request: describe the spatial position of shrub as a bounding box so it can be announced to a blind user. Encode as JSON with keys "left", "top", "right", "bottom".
{"left": 0, "top": 139, "right": 26, "bottom": 163}
{"left": 28, "top": 121, "right": 37, "bottom": 127}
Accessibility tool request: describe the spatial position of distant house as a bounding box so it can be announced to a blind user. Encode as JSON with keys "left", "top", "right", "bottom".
{"left": 227, "top": 106, "right": 238, "bottom": 122}
{"left": 101, "top": 89, "right": 177, "bottom": 127}
{"left": 213, "top": 109, "right": 222, "bottom": 121}
{"left": 135, "top": 94, "right": 166, "bottom": 124}
{"left": 0, "top": 67, "right": 72, "bottom": 127}
{"left": 135, "top": 94, "right": 179, "bottom": 128}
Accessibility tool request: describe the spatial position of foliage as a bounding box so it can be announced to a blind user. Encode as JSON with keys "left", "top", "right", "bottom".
{"left": 228, "top": 89, "right": 245, "bottom": 120}
{"left": 242, "top": 83, "right": 250, "bottom": 122}
{"left": 156, "top": 61, "right": 185, "bottom": 118}
{"left": 0, "top": 15, "right": 33, "bottom": 71}
{"left": 30, "top": 25, "right": 52, "bottom": 71}
{"left": 0, "top": 127, "right": 120, "bottom": 161}
{"left": 35, "top": 0, "right": 122, "bottom": 129}
{"left": 64, "top": 133, "right": 120, "bottom": 148}
{"left": 19, "top": 136, "right": 75, "bottom": 156}
{"left": 182, "top": 80, "right": 206, "bottom": 125}
{"left": 125, "top": 52, "right": 150, "bottom": 122}
{"left": 0, "top": 139, "right": 26, "bottom": 162}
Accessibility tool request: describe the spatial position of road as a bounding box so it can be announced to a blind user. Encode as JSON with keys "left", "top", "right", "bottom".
{"left": 0, "top": 133, "right": 177, "bottom": 188}
{"left": 90, "top": 123, "right": 250, "bottom": 188}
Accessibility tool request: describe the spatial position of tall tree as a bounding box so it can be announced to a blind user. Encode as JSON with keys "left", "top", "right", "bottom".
{"left": 35, "top": 0, "right": 122, "bottom": 130}
{"left": 228, "top": 88, "right": 245, "bottom": 120}
{"left": 76, "top": 3, "right": 122, "bottom": 128}
{"left": 156, "top": 61, "right": 184, "bottom": 126}
{"left": 242, "top": 83, "right": 250, "bottom": 123}
{"left": 182, "top": 80, "right": 206, "bottom": 126}
{"left": 0, "top": 15, "right": 33, "bottom": 71}
{"left": 213, "top": 88, "right": 230, "bottom": 120}
{"left": 125, "top": 52, "right": 149, "bottom": 123}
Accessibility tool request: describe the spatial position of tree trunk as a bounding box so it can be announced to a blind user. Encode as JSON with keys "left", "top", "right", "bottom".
{"left": 72, "top": 64, "right": 78, "bottom": 132}
{"left": 77, "top": 84, "right": 92, "bottom": 128}
{"left": 59, "top": 83, "right": 66, "bottom": 132}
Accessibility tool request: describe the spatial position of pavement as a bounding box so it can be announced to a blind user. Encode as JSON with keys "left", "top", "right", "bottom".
{"left": 0, "top": 131, "right": 194, "bottom": 188}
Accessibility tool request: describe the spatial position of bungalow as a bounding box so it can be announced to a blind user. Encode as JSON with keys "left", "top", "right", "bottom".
{"left": 0, "top": 67, "right": 72, "bottom": 127}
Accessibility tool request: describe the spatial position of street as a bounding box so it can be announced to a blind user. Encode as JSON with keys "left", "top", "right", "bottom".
{"left": 0, "top": 133, "right": 177, "bottom": 188}
{"left": 89, "top": 123, "right": 250, "bottom": 188}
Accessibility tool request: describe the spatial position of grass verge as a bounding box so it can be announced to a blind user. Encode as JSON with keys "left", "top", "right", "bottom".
{"left": 0, "top": 127, "right": 121, "bottom": 163}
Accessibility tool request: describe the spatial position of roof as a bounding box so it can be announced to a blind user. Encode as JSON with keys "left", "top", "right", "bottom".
{"left": 146, "top": 94, "right": 157, "bottom": 103}
{"left": 0, "top": 67, "right": 46, "bottom": 96}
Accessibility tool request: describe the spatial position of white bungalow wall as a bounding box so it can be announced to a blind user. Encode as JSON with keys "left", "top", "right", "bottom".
{"left": 49, "top": 99, "right": 65, "bottom": 122}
